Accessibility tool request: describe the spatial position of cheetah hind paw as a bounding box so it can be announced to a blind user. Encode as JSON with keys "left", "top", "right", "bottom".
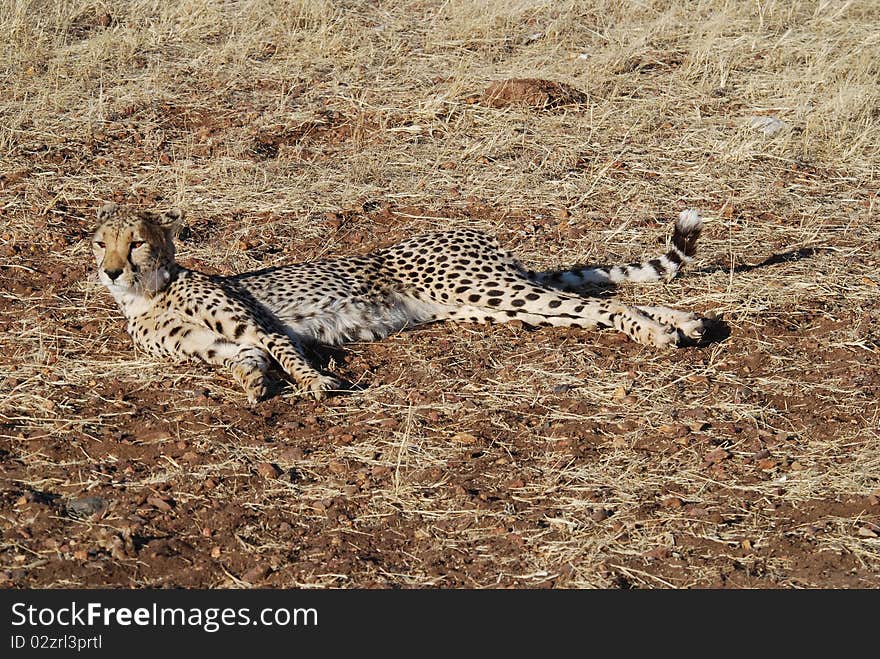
{"left": 645, "top": 325, "right": 681, "bottom": 349}
{"left": 677, "top": 316, "right": 708, "bottom": 342}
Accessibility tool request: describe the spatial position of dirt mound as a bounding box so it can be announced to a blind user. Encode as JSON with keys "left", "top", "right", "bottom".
{"left": 481, "top": 79, "right": 589, "bottom": 109}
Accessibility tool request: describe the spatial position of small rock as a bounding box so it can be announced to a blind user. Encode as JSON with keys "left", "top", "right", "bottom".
{"left": 590, "top": 508, "right": 611, "bottom": 522}
{"left": 857, "top": 525, "right": 879, "bottom": 538}
{"left": 451, "top": 432, "right": 478, "bottom": 444}
{"left": 658, "top": 423, "right": 689, "bottom": 437}
{"left": 643, "top": 547, "right": 672, "bottom": 560}
{"left": 242, "top": 565, "right": 270, "bottom": 584}
{"left": 753, "top": 449, "right": 771, "bottom": 461}
{"left": 748, "top": 115, "right": 789, "bottom": 136}
{"left": 686, "top": 420, "right": 710, "bottom": 432}
{"left": 66, "top": 495, "right": 108, "bottom": 518}
{"left": 210, "top": 546, "right": 221, "bottom": 558}
{"left": 328, "top": 460, "right": 347, "bottom": 475}
{"left": 703, "top": 448, "right": 730, "bottom": 465}
{"left": 280, "top": 447, "right": 304, "bottom": 461}
{"left": 146, "top": 496, "right": 174, "bottom": 512}
{"left": 324, "top": 212, "right": 343, "bottom": 229}
{"left": 255, "top": 462, "right": 282, "bottom": 479}
{"left": 662, "top": 496, "right": 684, "bottom": 509}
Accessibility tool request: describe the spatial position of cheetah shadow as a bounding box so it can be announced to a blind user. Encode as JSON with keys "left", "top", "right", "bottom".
{"left": 690, "top": 246, "right": 822, "bottom": 345}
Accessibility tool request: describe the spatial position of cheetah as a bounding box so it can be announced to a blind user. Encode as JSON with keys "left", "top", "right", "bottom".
{"left": 92, "top": 202, "right": 707, "bottom": 402}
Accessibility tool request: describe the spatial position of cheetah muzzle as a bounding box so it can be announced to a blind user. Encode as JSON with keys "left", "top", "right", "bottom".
{"left": 92, "top": 202, "right": 709, "bottom": 403}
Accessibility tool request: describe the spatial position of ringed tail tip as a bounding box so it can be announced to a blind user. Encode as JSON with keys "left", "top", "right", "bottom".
{"left": 676, "top": 209, "right": 703, "bottom": 234}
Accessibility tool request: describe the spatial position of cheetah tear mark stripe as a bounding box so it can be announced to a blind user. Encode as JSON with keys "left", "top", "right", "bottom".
{"left": 533, "top": 209, "right": 702, "bottom": 288}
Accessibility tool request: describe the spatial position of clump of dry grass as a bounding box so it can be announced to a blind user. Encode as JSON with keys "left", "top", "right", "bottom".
{"left": 1, "top": 0, "right": 879, "bottom": 588}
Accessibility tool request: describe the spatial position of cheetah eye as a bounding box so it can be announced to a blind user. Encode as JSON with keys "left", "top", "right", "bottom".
{"left": 131, "top": 241, "right": 146, "bottom": 249}
{"left": 95, "top": 241, "right": 106, "bottom": 249}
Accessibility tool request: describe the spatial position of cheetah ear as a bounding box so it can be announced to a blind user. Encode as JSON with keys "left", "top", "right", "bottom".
{"left": 142, "top": 208, "right": 185, "bottom": 237}
{"left": 96, "top": 202, "right": 118, "bottom": 222}
{"left": 157, "top": 208, "right": 185, "bottom": 234}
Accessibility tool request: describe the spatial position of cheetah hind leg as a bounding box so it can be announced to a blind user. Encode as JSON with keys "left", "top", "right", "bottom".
{"left": 439, "top": 300, "right": 681, "bottom": 348}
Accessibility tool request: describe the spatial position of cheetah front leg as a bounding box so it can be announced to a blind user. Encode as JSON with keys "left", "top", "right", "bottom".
{"left": 260, "top": 335, "right": 342, "bottom": 400}
{"left": 185, "top": 295, "right": 340, "bottom": 401}
{"left": 194, "top": 338, "right": 270, "bottom": 404}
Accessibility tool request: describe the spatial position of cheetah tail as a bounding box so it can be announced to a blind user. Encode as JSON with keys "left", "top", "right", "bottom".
{"left": 532, "top": 209, "right": 703, "bottom": 288}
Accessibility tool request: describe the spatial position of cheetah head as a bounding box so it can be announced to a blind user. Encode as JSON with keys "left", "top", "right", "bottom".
{"left": 92, "top": 203, "right": 184, "bottom": 295}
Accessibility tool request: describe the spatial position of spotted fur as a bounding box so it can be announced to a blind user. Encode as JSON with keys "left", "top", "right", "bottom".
{"left": 93, "top": 204, "right": 707, "bottom": 402}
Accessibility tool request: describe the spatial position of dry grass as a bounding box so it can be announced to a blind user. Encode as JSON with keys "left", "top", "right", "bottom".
{"left": 1, "top": 0, "right": 879, "bottom": 588}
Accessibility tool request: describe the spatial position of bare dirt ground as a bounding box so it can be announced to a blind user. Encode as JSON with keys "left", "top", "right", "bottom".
{"left": 2, "top": 0, "right": 879, "bottom": 588}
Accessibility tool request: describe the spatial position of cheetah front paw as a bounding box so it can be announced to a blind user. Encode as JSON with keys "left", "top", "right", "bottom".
{"left": 232, "top": 362, "right": 269, "bottom": 404}
{"left": 307, "top": 374, "right": 343, "bottom": 400}
{"left": 245, "top": 385, "right": 269, "bottom": 404}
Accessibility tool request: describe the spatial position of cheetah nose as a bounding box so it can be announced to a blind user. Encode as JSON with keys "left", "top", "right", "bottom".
{"left": 104, "top": 268, "right": 123, "bottom": 281}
